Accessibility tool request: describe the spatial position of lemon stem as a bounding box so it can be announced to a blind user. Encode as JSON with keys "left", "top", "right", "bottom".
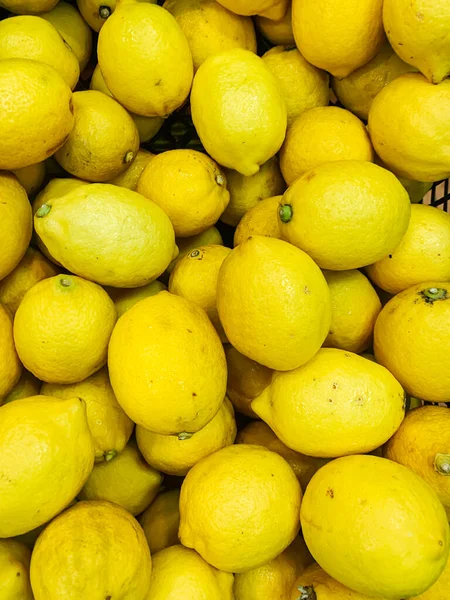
{"left": 422, "top": 287, "right": 447, "bottom": 301}
{"left": 215, "top": 174, "right": 225, "bottom": 186}
{"left": 99, "top": 5, "right": 111, "bottom": 19}
{"left": 297, "top": 586, "right": 317, "bottom": 600}
{"left": 279, "top": 204, "right": 293, "bottom": 223}
{"left": 178, "top": 432, "right": 193, "bottom": 441}
{"left": 104, "top": 450, "right": 117, "bottom": 462}
{"left": 434, "top": 453, "right": 450, "bottom": 475}
{"left": 36, "top": 204, "right": 51, "bottom": 218}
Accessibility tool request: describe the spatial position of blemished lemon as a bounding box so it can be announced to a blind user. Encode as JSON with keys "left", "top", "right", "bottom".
{"left": 32, "top": 177, "right": 87, "bottom": 215}
{"left": 237, "top": 421, "right": 327, "bottom": 490}
{"left": 137, "top": 149, "right": 230, "bottom": 237}
{"left": 179, "top": 444, "right": 302, "bottom": 573}
{"left": 147, "top": 545, "right": 234, "bottom": 600}
{"left": 40, "top": 366, "right": 133, "bottom": 462}
{"left": 34, "top": 183, "right": 177, "bottom": 288}
{"left": 108, "top": 291, "right": 227, "bottom": 435}
{"left": 234, "top": 195, "right": 282, "bottom": 246}
{"left": 12, "top": 161, "right": 46, "bottom": 198}
{"left": 414, "top": 551, "right": 450, "bottom": 600}
{"left": 164, "top": 0, "right": 256, "bottom": 71}
{"left": 0, "top": 539, "right": 33, "bottom": 600}
{"left": 136, "top": 397, "right": 237, "bottom": 476}
{"left": 301, "top": 455, "right": 449, "bottom": 598}
{"left": 323, "top": 269, "right": 382, "bottom": 353}
{"left": 14, "top": 275, "right": 117, "bottom": 384}
{"left": 167, "top": 226, "right": 223, "bottom": 273}
{"left": 252, "top": 349, "right": 405, "bottom": 458}
{"left": 107, "top": 280, "right": 166, "bottom": 318}
{"left": 0, "top": 303, "right": 22, "bottom": 403}
{"left": 368, "top": 74, "right": 450, "bottom": 182}
{"left": 279, "top": 161, "right": 411, "bottom": 270}
{"left": 109, "top": 149, "right": 154, "bottom": 190}
{"left": 262, "top": 46, "right": 329, "bottom": 126}
{"left": 0, "top": 395, "right": 94, "bottom": 537}
{"left": 280, "top": 107, "right": 374, "bottom": 185}
{"left": 30, "top": 500, "right": 152, "bottom": 600}
{"left": 76, "top": 0, "right": 156, "bottom": 31}
{"left": 98, "top": 2, "right": 193, "bottom": 117}
{"left": 1, "top": 0, "right": 58, "bottom": 13}
{"left": 3, "top": 369, "right": 41, "bottom": 405}
{"left": 366, "top": 205, "right": 450, "bottom": 295}
{"left": 216, "top": 0, "right": 288, "bottom": 19}
{"left": 191, "top": 48, "right": 287, "bottom": 176}
{"left": 0, "top": 59, "right": 74, "bottom": 170}
{"left": 221, "top": 156, "right": 285, "bottom": 227}
{"left": 139, "top": 489, "right": 181, "bottom": 554}
{"left": 374, "top": 282, "right": 450, "bottom": 403}
{"left": 169, "top": 245, "right": 231, "bottom": 341}
{"left": 255, "top": 7, "right": 295, "bottom": 46}
{"left": 0, "top": 172, "right": 32, "bottom": 281}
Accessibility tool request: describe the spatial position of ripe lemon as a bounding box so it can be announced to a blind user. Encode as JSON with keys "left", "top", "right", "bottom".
{"left": 252, "top": 348, "right": 405, "bottom": 458}
{"left": 0, "top": 303, "right": 22, "bottom": 403}
{"left": 301, "top": 455, "right": 449, "bottom": 598}
{"left": 40, "top": 366, "right": 133, "bottom": 462}
{"left": 0, "top": 539, "right": 33, "bottom": 600}
{"left": 77, "top": 0, "right": 156, "bottom": 31}
{"left": 167, "top": 226, "right": 223, "bottom": 273}
{"left": 30, "top": 500, "right": 152, "bottom": 600}
{"left": 255, "top": 7, "right": 295, "bottom": 46}
{"left": 108, "top": 291, "right": 227, "bottom": 434}
{"left": 191, "top": 48, "right": 287, "bottom": 176}
{"left": 137, "top": 149, "right": 230, "bottom": 237}
{"left": 3, "top": 369, "right": 41, "bottom": 405}
{"left": 216, "top": 0, "right": 288, "bottom": 19}
{"left": 374, "top": 282, "right": 450, "bottom": 402}
{"left": 414, "top": 551, "right": 450, "bottom": 600}
{"left": 262, "top": 46, "right": 329, "bottom": 125}
{"left": 107, "top": 280, "right": 166, "bottom": 318}
{"left": 0, "top": 395, "right": 94, "bottom": 537}
{"left": 179, "top": 444, "right": 302, "bottom": 572}
{"left": 323, "top": 269, "right": 382, "bottom": 353}
{"left": 139, "top": 489, "right": 181, "bottom": 554}
{"left": 217, "top": 236, "right": 331, "bottom": 371}
{"left": 234, "top": 195, "right": 282, "bottom": 246}
{"left": 279, "top": 161, "right": 411, "bottom": 270}
{"left": 14, "top": 275, "right": 117, "bottom": 384}
{"left": 109, "top": 148, "right": 154, "bottom": 190}
{"left": 1, "top": 0, "right": 58, "bottom": 13}
{"left": 12, "top": 161, "right": 46, "bottom": 198}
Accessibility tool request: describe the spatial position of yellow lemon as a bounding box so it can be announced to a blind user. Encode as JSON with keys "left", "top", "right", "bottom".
{"left": 0, "top": 539, "right": 33, "bottom": 600}
{"left": 279, "top": 161, "right": 411, "bottom": 270}
{"left": 12, "top": 161, "right": 46, "bottom": 198}
{"left": 0, "top": 395, "right": 94, "bottom": 537}
{"left": 167, "top": 226, "right": 223, "bottom": 273}
{"left": 280, "top": 107, "right": 374, "bottom": 185}
{"left": 34, "top": 183, "right": 177, "bottom": 287}
{"left": 221, "top": 156, "right": 285, "bottom": 227}
{"left": 252, "top": 348, "right": 405, "bottom": 458}
{"left": 414, "top": 551, "right": 450, "bottom": 600}
{"left": 374, "top": 282, "right": 450, "bottom": 403}
{"left": 109, "top": 148, "right": 154, "bottom": 191}
{"left": 301, "top": 455, "right": 449, "bottom": 598}
{"left": 215, "top": 0, "right": 288, "bottom": 20}
{"left": 323, "top": 269, "right": 382, "bottom": 353}
{"left": 0, "top": 303, "right": 22, "bottom": 403}
{"left": 191, "top": 48, "right": 287, "bottom": 176}
{"left": 366, "top": 205, "right": 450, "bottom": 294}
{"left": 368, "top": 74, "right": 450, "bottom": 182}
{"left": 40, "top": 366, "right": 133, "bottom": 462}
{"left": 108, "top": 291, "right": 227, "bottom": 434}
{"left": 77, "top": 0, "right": 157, "bottom": 31}
{"left": 137, "top": 149, "right": 230, "bottom": 237}
{"left": 3, "top": 369, "right": 41, "bottom": 405}
{"left": 164, "top": 0, "right": 256, "bottom": 71}
{"left": 234, "top": 195, "right": 282, "bottom": 246}
{"left": 255, "top": 6, "right": 295, "bottom": 45}
{"left": 0, "top": 0, "right": 58, "bottom": 13}
{"left": 32, "top": 177, "right": 87, "bottom": 215}
{"left": 0, "top": 59, "right": 74, "bottom": 170}
{"left": 98, "top": 2, "right": 193, "bottom": 117}
{"left": 139, "top": 489, "right": 180, "bottom": 554}
{"left": 107, "top": 280, "right": 166, "bottom": 318}
{"left": 14, "top": 275, "right": 117, "bottom": 384}
{"left": 179, "top": 444, "right": 302, "bottom": 572}
{"left": 30, "top": 500, "right": 152, "bottom": 600}
{"left": 217, "top": 236, "right": 332, "bottom": 370}
{"left": 136, "top": 397, "right": 237, "bottom": 476}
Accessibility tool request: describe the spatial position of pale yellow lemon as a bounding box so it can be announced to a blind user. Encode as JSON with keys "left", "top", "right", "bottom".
{"left": 0, "top": 0, "right": 58, "bottom": 13}
{"left": 255, "top": 6, "right": 295, "bottom": 45}
{"left": 0, "top": 303, "right": 22, "bottom": 403}
{"left": 3, "top": 370, "right": 40, "bottom": 405}
{"left": 12, "top": 161, "right": 46, "bottom": 198}
{"left": 0, "top": 539, "right": 33, "bottom": 600}
{"left": 107, "top": 280, "right": 166, "bottom": 318}
{"left": 167, "top": 226, "right": 223, "bottom": 273}
{"left": 139, "top": 489, "right": 181, "bottom": 554}
{"left": 234, "top": 195, "right": 282, "bottom": 246}
{"left": 77, "top": 0, "right": 157, "bottom": 32}
{"left": 109, "top": 148, "right": 154, "bottom": 190}
{"left": 215, "top": 0, "right": 289, "bottom": 20}
{"left": 414, "top": 551, "right": 450, "bottom": 600}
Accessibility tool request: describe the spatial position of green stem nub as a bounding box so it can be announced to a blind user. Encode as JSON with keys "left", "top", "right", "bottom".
{"left": 423, "top": 287, "right": 448, "bottom": 301}
{"left": 297, "top": 586, "right": 317, "bottom": 600}
{"left": 99, "top": 5, "right": 111, "bottom": 19}
{"left": 36, "top": 203, "right": 51, "bottom": 218}
{"left": 59, "top": 278, "right": 72, "bottom": 288}
{"left": 178, "top": 432, "right": 193, "bottom": 441}
{"left": 104, "top": 450, "right": 117, "bottom": 462}
{"left": 435, "top": 453, "right": 450, "bottom": 475}
{"left": 215, "top": 174, "right": 225, "bottom": 186}
{"left": 279, "top": 204, "right": 293, "bottom": 223}
{"left": 124, "top": 151, "right": 134, "bottom": 164}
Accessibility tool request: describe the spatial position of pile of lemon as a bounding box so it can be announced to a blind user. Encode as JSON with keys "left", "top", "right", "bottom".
{"left": 1, "top": 0, "right": 450, "bottom": 598}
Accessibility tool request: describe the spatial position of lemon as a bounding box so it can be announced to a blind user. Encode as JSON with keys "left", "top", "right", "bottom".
{"left": 215, "top": 0, "right": 288, "bottom": 19}
{"left": 191, "top": 48, "right": 287, "bottom": 176}
{"left": 109, "top": 291, "right": 227, "bottom": 434}
{"left": 109, "top": 148, "right": 154, "bottom": 190}
{"left": 217, "top": 236, "right": 332, "bottom": 371}
{"left": 414, "top": 551, "right": 450, "bottom": 600}
{"left": 255, "top": 7, "right": 295, "bottom": 46}
{"left": 0, "top": 172, "right": 32, "bottom": 281}
{"left": 1, "top": 0, "right": 58, "bottom": 13}
{"left": 237, "top": 421, "right": 327, "bottom": 490}
{"left": 40, "top": 366, "right": 133, "bottom": 462}
{"left": 0, "top": 247, "right": 59, "bottom": 316}
{"left": 30, "top": 500, "right": 152, "bottom": 600}
{"left": 279, "top": 161, "right": 411, "bottom": 270}
{"left": 0, "top": 59, "right": 74, "bottom": 170}
{"left": 139, "top": 489, "right": 181, "bottom": 554}
{"left": 169, "top": 245, "right": 231, "bottom": 341}
{"left": 98, "top": 2, "right": 193, "bottom": 117}
{"left": 137, "top": 149, "right": 230, "bottom": 237}
{"left": 147, "top": 545, "right": 234, "bottom": 600}
{"left": 252, "top": 348, "right": 405, "bottom": 458}
{"left": 12, "top": 161, "right": 46, "bottom": 198}
{"left": 0, "top": 539, "right": 33, "bottom": 600}
{"left": 368, "top": 74, "right": 450, "bottom": 182}
{"left": 167, "top": 226, "right": 223, "bottom": 273}
{"left": 0, "top": 395, "right": 94, "bottom": 537}
{"left": 3, "top": 370, "right": 41, "bottom": 405}
{"left": 77, "top": 0, "right": 157, "bottom": 31}
{"left": 280, "top": 107, "right": 374, "bottom": 185}
{"left": 32, "top": 177, "right": 87, "bottom": 215}
{"left": 366, "top": 205, "right": 450, "bottom": 295}
{"left": 374, "top": 282, "right": 450, "bottom": 403}
{"left": 301, "top": 455, "right": 449, "bottom": 598}
{"left": 164, "top": 0, "right": 257, "bottom": 71}
{"left": 14, "top": 275, "right": 117, "bottom": 384}
{"left": 262, "top": 46, "right": 329, "bottom": 126}
{"left": 384, "top": 0, "right": 450, "bottom": 84}
{"left": 137, "top": 397, "right": 237, "bottom": 476}
{"left": 107, "top": 280, "right": 166, "bottom": 318}
{"left": 332, "top": 40, "right": 417, "bottom": 121}
{"left": 323, "top": 269, "right": 382, "bottom": 353}
{"left": 0, "top": 303, "right": 22, "bottom": 403}
{"left": 34, "top": 183, "right": 177, "bottom": 288}
{"left": 234, "top": 195, "right": 282, "bottom": 246}
{"left": 221, "top": 156, "right": 285, "bottom": 227}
